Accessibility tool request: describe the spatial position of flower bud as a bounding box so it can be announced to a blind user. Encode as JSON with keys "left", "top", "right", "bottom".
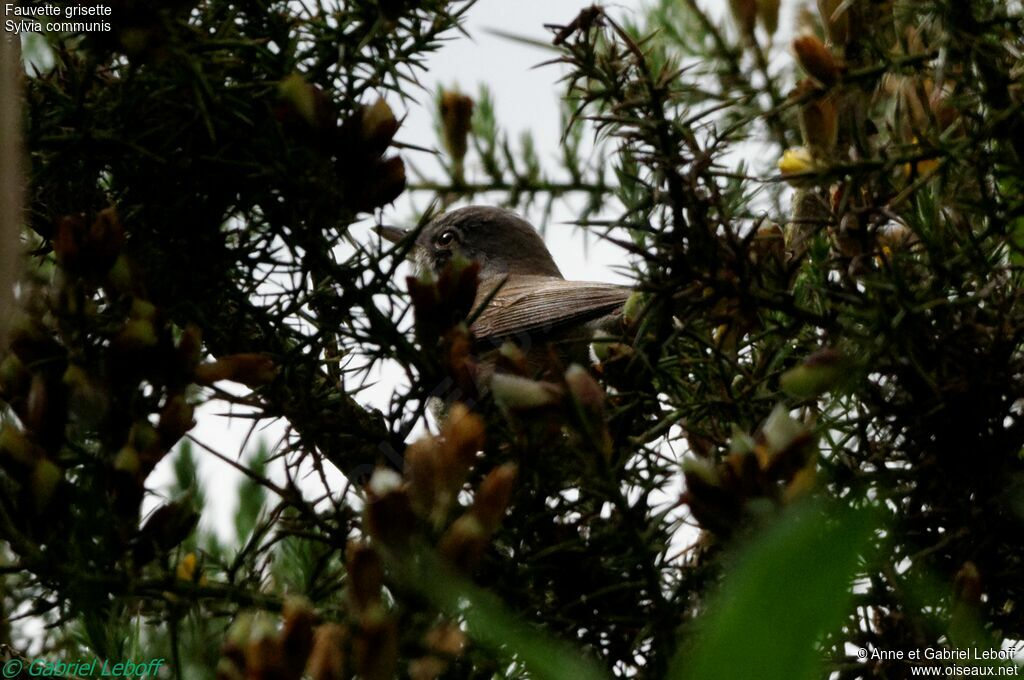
{"left": 176, "top": 552, "right": 200, "bottom": 582}
{"left": 438, "top": 513, "right": 488, "bottom": 572}
{"left": 424, "top": 622, "right": 466, "bottom": 657}
{"left": 797, "top": 90, "right": 838, "bottom": 154}
{"left": 195, "top": 353, "right": 277, "bottom": 387}
{"left": 282, "top": 596, "right": 316, "bottom": 669}
{"left": 31, "top": 458, "right": 63, "bottom": 513}
{"left": 761, "top": 404, "right": 804, "bottom": 453}
{"left": 364, "top": 468, "right": 416, "bottom": 545}
{"left": 751, "top": 222, "right": 785, "bottom": 265}
{"left": 953, "top": 561, "right": 982, "bottom": 607}
{"left": 471, "top": 464, "right": 517, "bottom": 533}
{"left": 115, "top": 318, "right": 159, "bottom": 351}
{"left": 352, "top": 610, "right": 397, "bottom": 680}
{"left": 0, "top": 353, "right": 29, "bottom": 400}
{"left": 756, "top": 0, "right": 780, "bottom": 37}
{"left": 728, "top": 0, "right": 757, "bottom": 42}
{"left": 113, "top": 445, "right": 142, "bottom": 475}
{"left": 440, "top": 402, "right": 485, "bottom": 473}
{"left": 439, "top": 91, "right": 474, "bottom": 172}
{"left": 104, "top": 254, "right": 135, "bottom": 294}
{"left": 88, "top": 206, "right": 125, "bottom": 269}
{"left": 306, "top": 624, "right": 347, "bottom": 680}
{"left": 496, "top": 341, "right": 529, "bottom": 375}
{"left": 792, "top": 35, "right": 842, "bottom": 87}
{"left": 779, "top": 347, "right": 848, "bottom": 399}
{"left": 490, "top": 374, "right": 564, "bottom": 411}
{"left": 0, "top": 423, "right": 38, "bottom": 470}
{"left": 53, "top": 214, "right": 86, "bottom": 270}
{"left": 346, "top": 542, "right": 384, "bottom": 614}
{"left": 140, "top": 499, "right": 200, "bottom": 552}
{"left": 158, "top": 394, "right": 195, "bottom": 448}
{"left": 404, "top": 437, "right": 443, "bottom": 521}
{"left": 277, "top": 73, "right": 334, "bottom": 132}
{"left": 621, "top": 291, "right": 646, "bottom": 329}
{"left": 777, "top": 146, "right": 817, "bottom": 178}
{"left": 361, "top": 98, "right": 399, "bottom": 157}
{"left": 358, "top": 155, "right": 406, "bottom": 211}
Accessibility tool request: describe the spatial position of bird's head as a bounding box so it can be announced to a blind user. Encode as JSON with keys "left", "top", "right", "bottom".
{"left": 377, "top": 206, "right": 563, "bottom": 281}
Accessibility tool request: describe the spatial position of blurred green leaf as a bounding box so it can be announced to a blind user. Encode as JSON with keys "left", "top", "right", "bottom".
{"left": 669, "top": 499, "right": 879, "bottom": 680}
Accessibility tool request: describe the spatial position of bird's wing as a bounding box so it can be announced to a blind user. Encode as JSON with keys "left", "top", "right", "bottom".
{"left": 470, "top": 276, "right": 631, "bottom": 343}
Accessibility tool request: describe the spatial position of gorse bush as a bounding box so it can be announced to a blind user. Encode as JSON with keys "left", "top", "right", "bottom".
{"left": 1, "top": 1, "right": 1023, "bottom": 678}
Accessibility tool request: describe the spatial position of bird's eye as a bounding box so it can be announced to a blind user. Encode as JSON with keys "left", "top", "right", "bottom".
{"left": 435, "top": 230, "right": 457, "bottom": 248}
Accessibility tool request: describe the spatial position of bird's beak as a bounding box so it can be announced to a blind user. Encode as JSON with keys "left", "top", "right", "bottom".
{"left": 373, "top": 224, "right": 410, "bottom": 245}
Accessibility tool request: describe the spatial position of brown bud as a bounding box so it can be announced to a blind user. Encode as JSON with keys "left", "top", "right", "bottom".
{"left": 25, "top": 373, "right": 50, "bottom": 434}
{"left": 424, "top": 622, "right": 466, "bottom": 658}
{"left": 245, "top": 625, "right": 288, "bottom": 680}
{"left": 565, "top": 364, "right": 612, "bottom": 457}
{"left": 195, "top": 353, "right": 277, "bottom": 388}
{"left": 728, "top": 0, "right": 757, "bottom": 41}
{"left": 438, "top": 513, "right": 488, "bottom": 572}
{"left": 306, "top": 624, "right": 347, "bottom": 680}
{"left": 53, "top": 214, "right": 87, "bottom": 270}
{"left": 565, "top": 364, "right": 605, "bottom": 419}
{"left": 282, "top": 596, "right": 316, "bottom": 669}
{"left": 953, "top": 561, "right": 982, "bottom": 607}
{"left": 358, "top": 155, "right": 406, "bottom": 211}
{"left": 756, "top": 0, "right": 780, "bottom": 37}
{"left": 751, "top": 222, "right": 785, "bottom": 265}
{"left": 797, "top": 91, "right": 838, "bottom": 154}
{"left": 158, "top": 394, "right": 195, "bottom": 449}
{"left": 792, "top": 35, "right": 842, "bottom": 88}
{"left": 439, "top": 402, "right": 485, "bottom": 474}
{"left": 139, "top": 500, "right": 199, "bottom": 552}
{"left": 409, "top": 657, "right": 446, "bottom": 680}
{"left": 352, "top": 612, "right": 398, "bottom": 680}
{"left": 177, "top": 323, "right": 203, "bottom": 371}
{"left": 496, "top": 341, "right": 529, "bottom": 375}
{"left": 404, "top": 437, "right": 443, "bottom": 520}
{"left": 88, "top": 206, "right": 125, "bottom": 269}
{"left": 346, "top": 542, "right": 384, "bottom": 614}
{"left": 361, "top": 98, "right": 399, "bottom": 156}
{"left": 471, "top": 463, "right": 517, "bottom": 533}
{"left": 364, "top": 468, "right": 416, "bottom": 545}
{"left": 277, "top": 73, "right": 334, "bottom": 132}
{"left": 439, "top": 91, "right": 473, "bottom": 174}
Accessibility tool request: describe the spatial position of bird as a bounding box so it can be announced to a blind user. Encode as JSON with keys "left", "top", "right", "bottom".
{"left": 376, "top": 206, "right": 631, "bottom": 383}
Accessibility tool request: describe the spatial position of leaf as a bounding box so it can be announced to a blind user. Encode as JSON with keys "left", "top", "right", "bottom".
{"left": 669, "top": 499, "right": 879, "bottom": 680}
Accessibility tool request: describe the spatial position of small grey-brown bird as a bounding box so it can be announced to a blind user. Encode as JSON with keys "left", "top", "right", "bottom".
{"left": 377, "top": 206, "right": 631, "bottom": 379}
